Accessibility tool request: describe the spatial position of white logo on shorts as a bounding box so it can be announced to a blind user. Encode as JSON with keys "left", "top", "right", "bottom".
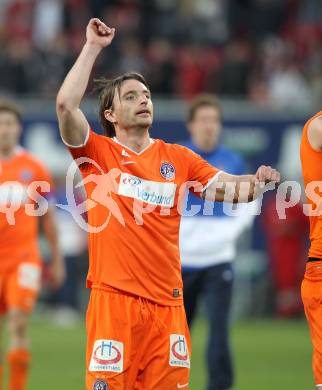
{"left": 169, "top": 334, "right": 190, "bottom": 368}
{"left": 89, "top": 340, "right": 124, "bottom": 373}
{"left": 18, "top": 263, "right": 41, "bottom": 290}
{"left": 177, "top": 383, "right": 189, "bottom": 388}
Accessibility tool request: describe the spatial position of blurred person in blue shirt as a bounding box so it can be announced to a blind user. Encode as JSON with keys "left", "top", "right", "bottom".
{"left": 180, "top": 94, "right": 255, "bottom": 390}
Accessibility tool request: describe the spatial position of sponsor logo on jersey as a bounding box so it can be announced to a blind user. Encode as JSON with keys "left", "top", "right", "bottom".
{"left": 169, "top": 334, "right": 190, "bottom": 368}
{"left": 122, "top": 176, "right": 142, "bottom": 186}
{"left": 160, "top": 162, "right": 176, "bottom": 180}
{"left": 118, "top": 173, "right": 176, "bottom": 207}
{"left": 93, "top": 380, "right": 108, "bottom": 390}
{"left": 89, "top": 340, "right": 124, "bottom": 373}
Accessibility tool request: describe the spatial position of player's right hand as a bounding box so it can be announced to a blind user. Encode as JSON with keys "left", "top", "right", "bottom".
{"left": 86, "top": 18, "right": 115, "bottom": 49}
{"left": 47, "top": 254, "right": 66, "bottom": 291}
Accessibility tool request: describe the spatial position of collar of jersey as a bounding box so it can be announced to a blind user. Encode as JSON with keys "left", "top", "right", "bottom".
{"left": 0, "top": 145, "right": 24, "bottom": 161}
{"left": 112, "top": 137, "right": 155, "bottom": 156}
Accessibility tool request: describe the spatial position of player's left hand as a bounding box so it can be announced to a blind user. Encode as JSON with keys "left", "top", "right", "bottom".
{"left": 48, "top": 255, "right": 66, "bottom": 290}
{"left": 253, "top": 165, "right": 280, "bottom": 184}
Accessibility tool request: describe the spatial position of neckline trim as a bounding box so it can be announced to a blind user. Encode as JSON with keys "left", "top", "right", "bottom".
{"left": 0, "top": 146, "right": 24, "bottom": 161}
{"left": 112, "top": 137, "right": 155, "bottom": 156}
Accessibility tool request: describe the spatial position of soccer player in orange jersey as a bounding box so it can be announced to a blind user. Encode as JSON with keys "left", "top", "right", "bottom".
{"left": 56, "top": 18, "right": 280, "bottom": 390}
{"left": 0, "top": 100, "right": 65, "bottom": 390}
{"left": 301, "top": 111, "right": 322, "bottom": 389}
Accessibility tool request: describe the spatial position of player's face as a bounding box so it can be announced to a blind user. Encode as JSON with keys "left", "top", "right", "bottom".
{"left": 112, "top": 79, "right": 153, "bottom": 130}
{"left": 0, "top": 111, "right": 21, "bottom": 151}
{"left": 188, "top": 106, "right": 221, "bottom": 151}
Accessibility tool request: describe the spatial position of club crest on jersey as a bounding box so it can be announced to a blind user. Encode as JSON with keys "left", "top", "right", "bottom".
{"left": 89, "top": 340, "right": 124, "bottom": 373}
{"left": 93, "top": 380, "right": 108, "bottom": 390}
{"left": 20, "top": 169, "right": 33, "bottom": 181}
{"left": 169, "top": 334, "right": 190, "bottom": 368}
{"left": 160, "top": 162, "right": 175, "bottom": 180}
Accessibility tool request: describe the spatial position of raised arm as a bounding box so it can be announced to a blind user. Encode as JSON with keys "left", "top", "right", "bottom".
{"left": 203, "top": 166, "right": 280, "bottom": 203}
{"left": 56, "top": 18, "right": 115, "bottom": 146}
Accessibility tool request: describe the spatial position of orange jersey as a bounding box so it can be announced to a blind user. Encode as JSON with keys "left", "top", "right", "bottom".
{"left": 300, "top": 111, "right": 322, "bottom": 258}
{"left": 0, "top": 148, "right": 53, "bottom": 272}
{"left": 69, "top": 130, "right": 219, "bottom": 305}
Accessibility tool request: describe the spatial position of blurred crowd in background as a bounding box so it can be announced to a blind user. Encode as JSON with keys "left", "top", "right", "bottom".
{"left": 0, "top": 0, "right": 321, "bottom": 109}
{"left": 0, "top": 0, "right": 315, "bottom": 325}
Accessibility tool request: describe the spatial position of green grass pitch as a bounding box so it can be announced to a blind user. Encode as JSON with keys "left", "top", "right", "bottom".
{"left": 4, "top": 317, "right": 313, "bottom": 389}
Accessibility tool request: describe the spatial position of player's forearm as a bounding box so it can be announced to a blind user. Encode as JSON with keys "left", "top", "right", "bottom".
{"left": 204, "top": 174, "right": 266, "bottom": 203}
{"left": 56, "top": 43, "right": 101, "bottom": 111}
{"left": 42, "top": 209, "right": 61, "bottom": 261}
{"left": 235, "top": 176, "right": 263, "bottom": 203}
{"left": 224, "top": 174, "right": 261, "bottom": 203}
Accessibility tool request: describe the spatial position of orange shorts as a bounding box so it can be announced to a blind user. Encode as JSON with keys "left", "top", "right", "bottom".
{"left": 0, "top": 261, "right": 42, "bottom": 315}
{"left": 86, "top": 286, "right": 191, "bottom": 390}
{"left": 302, "top": 260, "right": 322, "bottom": 386}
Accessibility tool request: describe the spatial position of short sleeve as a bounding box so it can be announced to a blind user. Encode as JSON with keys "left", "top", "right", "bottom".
{"left": 65, "top": 129, "right": 109, "bottom": 174}
{"left": 185, "top": 147, "right": 220, "bottom": 183}
{"left": 66, "top": 129, "right": 100, "bottom": 163}
{"left": 177, "top": 146, "right": 221, "bottom": 198}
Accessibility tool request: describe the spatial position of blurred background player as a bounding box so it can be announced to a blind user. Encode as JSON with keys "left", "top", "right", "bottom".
{"left": 0, "top": 99, "right": 65, "bottom": 390}
{"left": 300, "top": 111, "right": 322, "bottom": 389}
{"left": 180, "top": 94, "right": 255, "bottom": 390}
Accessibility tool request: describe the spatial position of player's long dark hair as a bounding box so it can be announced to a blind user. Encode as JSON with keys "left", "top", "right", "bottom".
{"left": 94, "top": 72, "right": 149, "bottom": 138}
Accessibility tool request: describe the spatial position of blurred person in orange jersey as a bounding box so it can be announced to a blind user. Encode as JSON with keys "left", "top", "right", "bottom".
{"left": 301, "top": 111, "right": 322, "bottom": 389}
{"left": 0, "top": 99, "right": 65, "bottom": 390}
{"left": 56, "top": 18, "right": 280, "bottom": 390}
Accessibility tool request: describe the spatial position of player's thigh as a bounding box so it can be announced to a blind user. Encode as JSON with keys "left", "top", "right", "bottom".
{"left": 136, "top": 305, "right": 191, "bottom": 390}
{"left": 301, "top": 263, "right": 322, "bottom": 320}
{"left": 86, "top": 289, "right": 145, "bottom": 390}
{"left": 302, "top": 263, "right": 322, "bottom": 383}
{"left": 136, "top": 355, "right": 190, "bottom": 390}
{"left": 0, "top": 313, "right": 5, "bottom": 360}
{"left": 0, "top": 274, "right": 7, "bottom": 317}
{"left": 6, "top": 261, "right": 42, "bottom": 314}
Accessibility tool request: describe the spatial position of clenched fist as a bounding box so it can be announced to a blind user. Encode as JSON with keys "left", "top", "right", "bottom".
{"left": 86, "top": 18, "right": 115, "bottom": 49}
{"left": 253, "top": 165, "right": 280, "bottom": 184}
